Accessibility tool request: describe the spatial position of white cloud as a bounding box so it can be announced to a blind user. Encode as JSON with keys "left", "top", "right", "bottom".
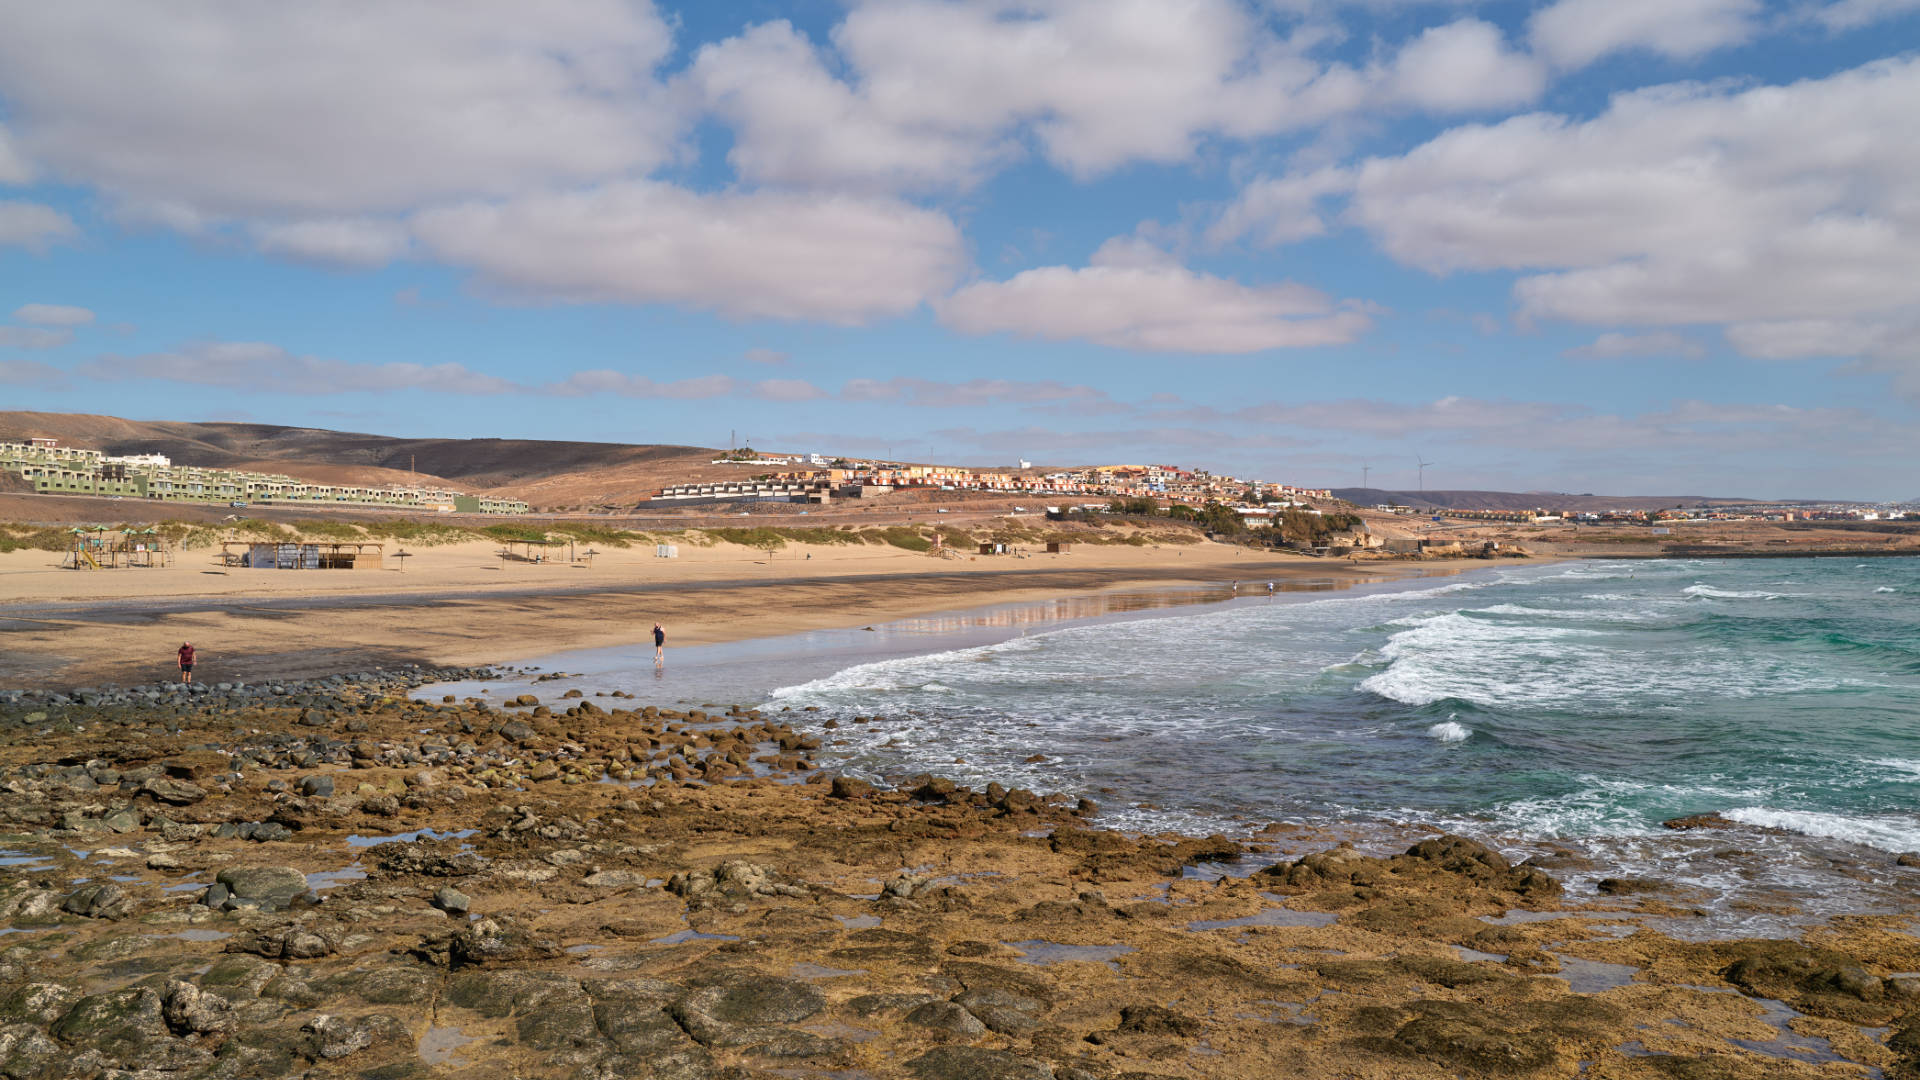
{"left": 1381, "top": 19, "right": 1545, "bottom": 111}
{"left": 1566, "top": 331, "right": 1707, "bottom": 359}
{"left": 0, "top": 326, "right": 71, "bottom": 349}
{"left": 743, "top": 348, "right": 790, "bottom": 367}
{"left": 936, "top": 237, "right": 1371, "bottom": 353}
{"left": 251, "top": 220, "right": 411, "bottom": 268}
{"left": 12, "top": 304, "right": 93, "bottom": 327}
{"left": 688, "top": 20, "right": 1008, "bottom": 193}
{"left": 1726, "top": 316, "right": 1920, "bottom": 401}
{"left": 0, "top": 200, "right": 77, "bottom": 250}
{"left": 412, "top": 182, "right": 967, "bottom": 325}
{"left": 0, "top": 358, "right": 65, "bottom": 386}
{"left": 1529, "top": 0, "right": 1760, "bottom": 70}
{"left": 1208, "top": 167, "right": 1355, "bottom": 248}
{"left": 691, "top": 1, "right": 1543, "bottom": 193}
{"left": 1812, "top": 0, "right": 1920, "bottom": 29}
{"left": 0, "top": 1, "right": 683, "bottom": 218}
{"left": 1344, "top": 57, "right": 1920, "bottom": 335}
{"left": 82, "top": 341, "right": 516, "bottom": 395}
{"left": 842, "top": 377, "right": 1113, "bottom": 408}
{"left": 543, "top": 371, "right": 831, "bottom": 401}
{"left": 0, "top": 124, "right": 30, "bottom": 184}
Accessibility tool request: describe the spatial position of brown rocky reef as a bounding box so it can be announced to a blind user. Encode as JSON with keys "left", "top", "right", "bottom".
{"left": 0, "top": 674, "right": 1914, "bottom": 1077}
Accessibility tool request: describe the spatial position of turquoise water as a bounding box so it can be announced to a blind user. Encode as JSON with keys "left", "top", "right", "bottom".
{"left": 769, "top": 558, "right": 1920, "bottom": 932}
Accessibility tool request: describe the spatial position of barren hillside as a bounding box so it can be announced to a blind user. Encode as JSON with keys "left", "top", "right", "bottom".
{"left": 0, "top": 411, "right": 738, "bottom": 507}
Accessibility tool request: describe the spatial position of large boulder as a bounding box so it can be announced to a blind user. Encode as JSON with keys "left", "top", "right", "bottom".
{"left": 213, "top": 866, "right": 309, "bottom": 910}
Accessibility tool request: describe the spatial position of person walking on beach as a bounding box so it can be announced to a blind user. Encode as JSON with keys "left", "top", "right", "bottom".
{"left": 177, "top": 641, "right": 195, "bottom": 684}
{"left": 1266, "top": 581, "right": 1275, "bottom": 596}
{"left": 653, "top": 623, "right": 665, "bottom": 666}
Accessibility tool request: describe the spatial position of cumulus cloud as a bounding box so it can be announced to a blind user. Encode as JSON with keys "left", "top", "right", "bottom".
{"left": 1208, "top": 167, "right": 1354, "bottom": 248}
{"left": 1341, "top": 56, "right": 1920, "bottom": 338}
{"left": 81, "top": 341, "right": 517, "bottom": 395}
{"left": 0, "top": 200, "right": 77, "bottom": 250}
{"left": 412, "top": 182, "right": 966, "bottom": 324}
{"left": 1529, "top": 0, "right": 1760, "bottom": 70}
{"left": 1566, "top": 331, "right": 1707, "bottom": 359}
{"left": 0, "top": 326, "right": 71, "bottom": 349}
{"left": 13, "top": 303, "right": 93, "bottom": 327}
{"left": 937, "top": 237, "right": 1371, "bottom": 353}
{"left": 1381, "top": 19, "right": 1545, "bottom": 111}
{"left": 251, "top": 220, "right": 411, "bottom": 268}
{"left": 690, "top": 1, "right": 1543, "bottom": 192}
{"left": 0, "top": 1, "right": 683, "bottom": 218}
{"left": 744, "top": 348, "right": 791, "bottom": 366}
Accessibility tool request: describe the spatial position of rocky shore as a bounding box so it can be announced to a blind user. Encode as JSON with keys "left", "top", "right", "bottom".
{"left": 0, "top": 670, "right": 1914, "bottom": 1078}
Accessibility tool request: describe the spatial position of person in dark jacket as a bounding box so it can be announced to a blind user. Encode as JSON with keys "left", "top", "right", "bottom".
{"left": 653, "top": 623, "right": 665, "bottom": 666}
{"left": 177, "top": 642, "right": 196, "bottom": 684}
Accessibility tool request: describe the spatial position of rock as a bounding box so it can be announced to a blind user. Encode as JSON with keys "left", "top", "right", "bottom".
{"left": 138, "top": 776, "right": 207, "bottom": 805}
{"left": 592, "top": 980, "right": 692, "bottom": 1055}
{"left": 0, "top": 983, "right": 82, "bottom": 1025}
{"left": 229, "top": 923, "right": 342, "bottom": 959}
{"left": 583, "top": 869, "right": 651, "bottom": 889}
{"left": 829, "top": 776, "right": 874, "bottom": 799}
{"left": 302, "top": 1013, "right": 405, "bottom": 1060}
{"left": 529, "top": 761, "right": 560, "bottom": 782}
{"left": 449, "top": 918, "right": 562, "bottom": 969}
{"left": 1664, "top": 812, "right": 1737, "bottom": 830}
{"left": 905, "top": 1000, "right": 988, "bottom": 1037}
{"left": 100, "top": 809, "right": 141, "bottom": 834}
{"left": 1720, "top": 941, "right": 1890, "bottom": 1018}
{"left": 907, "top": 1046, "right": 1056, "bottom": 1080}
{"left": 298, "top": 775, "right": 335, "bottom": 798}
{"left": 49, "top": 987, "right": 168, "bottom": 1058}
{"left": 848, "top": 993, "right": 940, "bottom": 1016}
{"left": 670, "top": 972, "right": 826, "bottom": 1047}
{"left": 1596, "top": 877, "right": 1669, "bottom": 895}
{"left": 1115, "top": 1003, "right": 1202, "bottom": 1038}
{"left": 913, "top": 777, "right": 958, "bottom": 802}
{"left": 62, "top": 883, "right": 134, "bottom": 921}
{"left": 161, "top": 981, "right": 235, "bottom": 1037}
{"left": 951, "top": 986, "right": 1045, "bottom": 1034}
{"left": 1896, "top": 852, "right": 1920, "bottom": 868}
{"left": 1393, "top": 1009, "right": 1559, "bottom": 1074}
{"left": 145, "top": 852, "right": 182, "bottom": 870}
{"left": 500, "top": 720, "right": 538, "bottom": 743}
{"left": 432, "top": 886, "right": 471, "bottom": 915}
{"left": 214, "top": 866, "right": 309, "bottom": 910}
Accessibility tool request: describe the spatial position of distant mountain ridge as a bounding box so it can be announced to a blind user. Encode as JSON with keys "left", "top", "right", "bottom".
{"left": 1331, "top": 488, "right": 1758, "bottom": 512}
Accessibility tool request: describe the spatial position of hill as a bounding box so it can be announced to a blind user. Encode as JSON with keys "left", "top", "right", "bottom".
{"left": 1331, "top": 488, "right": 1757, "bottom": 512}
{"left": 0, "top": 411, "right": 734, "bottom": 509}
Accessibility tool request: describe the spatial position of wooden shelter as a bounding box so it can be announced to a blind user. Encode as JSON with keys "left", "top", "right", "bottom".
{"left": 1046, "top": 540, "right": 1073, "bottom": 553}
{"left": 223, "top": 541, "right": 383, "bottom": 569}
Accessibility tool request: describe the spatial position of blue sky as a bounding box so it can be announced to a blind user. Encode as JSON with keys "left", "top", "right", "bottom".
{"left": 1, "top": 0, "right": 1915, "bottom": 499}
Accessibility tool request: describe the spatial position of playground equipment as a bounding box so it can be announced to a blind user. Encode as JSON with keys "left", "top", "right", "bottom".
{"left": 62, "top": 527, "right": 175, "bottom": 570}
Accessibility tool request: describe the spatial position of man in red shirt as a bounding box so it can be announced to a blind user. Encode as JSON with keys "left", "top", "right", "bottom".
{"left": 177, "top": 642, "right": 195, "bottom": 684}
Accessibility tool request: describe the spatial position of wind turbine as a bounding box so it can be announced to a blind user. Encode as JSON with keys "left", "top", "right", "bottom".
{"left": 1362, "top": 462, "right": 1371, "bottom": 491}
{"left": 1416, "top": 454, "right": 1436, "bottom": 495}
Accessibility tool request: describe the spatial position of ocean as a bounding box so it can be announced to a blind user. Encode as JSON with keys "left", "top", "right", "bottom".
{"left": 766, "top": 557, "right": 1920, "bottom": 936}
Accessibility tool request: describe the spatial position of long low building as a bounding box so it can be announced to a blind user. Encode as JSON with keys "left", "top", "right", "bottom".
{"left": 0, "top": 439, "right": 528, "bottom": 514}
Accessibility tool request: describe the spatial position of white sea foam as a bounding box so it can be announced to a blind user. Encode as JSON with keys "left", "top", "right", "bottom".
{"left": 1877, "top": 586, "right": 1898, "bottom": 594}
{"left": 1871, "top": 758, "right": 1920, "bottom": 778}
{"left": 1426, "top": 720, "right": 1471, "bottom": 742}
{"left": 1722, "top": 807, "right": 1920, "bottom": 853}
{"left": 1682, "top": 584, "right": 1784, "bottom": 600}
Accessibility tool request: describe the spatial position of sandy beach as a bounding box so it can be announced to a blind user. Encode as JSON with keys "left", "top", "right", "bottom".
{"left": 0, "top": 537, "right": 1410, "bottom": 690}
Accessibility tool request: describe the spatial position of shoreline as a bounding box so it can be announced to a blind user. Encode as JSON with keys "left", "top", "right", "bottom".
{"left": 0, "top": 540, "right": 1446, "bottom": 691}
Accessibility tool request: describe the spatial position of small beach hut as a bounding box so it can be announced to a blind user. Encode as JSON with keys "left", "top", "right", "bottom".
{"left": 1046, "top": 540, "right": 1073, "bottom": 553}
